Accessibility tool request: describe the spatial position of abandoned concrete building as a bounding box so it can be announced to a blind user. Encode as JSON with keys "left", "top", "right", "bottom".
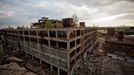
{"left": 0, "top": 17, "right": 97, "bottom": 75}
{"left": 104, "top": 27, "right": 134, "bottom": 60}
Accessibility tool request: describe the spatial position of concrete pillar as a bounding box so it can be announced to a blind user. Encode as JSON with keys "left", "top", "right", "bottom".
{"left": 75, "top": 30, "right": 77, "bottom": 37}
{"left": 67, "top": 42, "right": 70, "bottom": 50}
{"left": 75, "top": 40, "right": 76, "bottom": 46}
{"left": 32, "top": 55, "right": 34, "bottom": 60}
{"left": 26, "top": 52, "right": 27, "bottom": 56}
{"left": 67, "top": 54, "right": 70, "bottom": 75}
{"left": 58, "top": 68, "right": 60, "bottom": 75}
{"left": 74, "top": 48, "right": 77, "bottom": 63}
{"left": 39, "top": 59, "right": 42, "bottom": 64}
{"left": 67, "top": 30, "right": 70, "bottom": 40}
{"left": 48, "top": 30, "right": 50, "bottom": 46}
{"left": 23, "top": 30, "right": 25, "bottom": 46}
{"left": 56, "top": 31, "right": 58, "bottom": 48}
{"left": 50, "top": 65, "right": 53, "bottom": 71}
{"left": 29, "top": 31, "right": 31, "bottom": 47}
{"left": 56, "top": 31, "right": 57, "bottom": 38}
{"left": 37, "top": 30, "right": 42, "bottom": 64}
{"left": 67, "top": 30, "right": 70, "bottom": 51}
{"left": 36, "top": 30, "right": 40, "bottom": 50}
{"left": 67, "top": 72, "right": 70, "bottom": 75}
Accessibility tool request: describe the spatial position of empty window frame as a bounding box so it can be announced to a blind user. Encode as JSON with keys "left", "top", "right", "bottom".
{"left": 58, "top": 41, "right": 67, "bottom": 49}
{"left": 70, "top": 31, "right": 75, "bottom": 38}
{"left": 76, "top": 55, "right": 80, "bottom": 61}
{"left": 24, "top": 37, "right": 30, "bottom": 41}
{"left": 38, "top": 31, "right": 48, "bottom": 37}
{"left": 39, "top": 39, "right": 48, "bottom": 45}
{"left": 14, "top": 35, "right": 17, "bottom": 38}
{"left": 14, "top": 31, "right": 18, "bottom": 34}
{"left": 19, "top": 31, "right": 23, "bottom": 34}
{"left": 77, "top": 30, "right": 80, "bottom": 36}
{"left": 70, "top": 59, "right": 75, "bottom": 69}
{"left": 30, "top": 31, "right": 37, "bottom": 35}
{"left": 31, "top": 38, "right": 37, "bottom": 43}
{"left": 70, "top": 50, "right": 75, "bottom": 58}
{"left": 70, "top": 41, "right": 75, "bottom": 48}
{"left": 20, "top": 36, "right": 24, "bottom": 41}
{"left": 10, "top": 34, "right": 15, "bottom": 37}
{"left": 11, "top": 31, "right": 15, "bottom": 34}
{"left": 76, "top": 47, "right": 80, "bottom": 53}
{"left": 57, "top": 31, "right": 67, "bottom": 38}
{"left": 50, "top": 40, "right": 56, "bottom": 47}
{"left": 50, "top": 31, "right": 56, "bottom": 37}
{"left": 24, "top": 31, "right": 29, "bottom": 35}
{"left": 76, "top": 39, "right": 80, "bottom": 45}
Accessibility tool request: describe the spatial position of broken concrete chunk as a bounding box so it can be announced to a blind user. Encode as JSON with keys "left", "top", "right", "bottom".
{"left": 6, "top": 56, "right": 23, "bottom": 62}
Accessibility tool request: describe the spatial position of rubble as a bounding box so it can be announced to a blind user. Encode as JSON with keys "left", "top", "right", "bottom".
{"left": 25, "top": 64, "right": 36, "bottom": 73}
{"left": 0, "top": 62, "right": 37, "bottom": 75}
{"left": 101, "top": 57, "right": 121, "bottom": 75}
{"left": 6, "top": 56, "right": 23, "bottom": 62}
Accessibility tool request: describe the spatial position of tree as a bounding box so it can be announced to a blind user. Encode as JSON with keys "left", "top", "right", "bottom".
{"left": 72, "top": 14, "right": 78, "bottom": 24}
{"left": 45, "top": 20, "right": 53, "bottom": 28}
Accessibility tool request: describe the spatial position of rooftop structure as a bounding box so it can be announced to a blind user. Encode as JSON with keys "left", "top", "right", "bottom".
{"left": 32, "top": 17, "right": 62, "bottom": 28}
{"left": 32, "top": 17, "right": 78, "bottom": 28}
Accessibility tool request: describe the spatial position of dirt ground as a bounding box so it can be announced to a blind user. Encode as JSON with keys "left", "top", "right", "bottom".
{"left": 1, "top": 46, "right": 134, "bottom": 75}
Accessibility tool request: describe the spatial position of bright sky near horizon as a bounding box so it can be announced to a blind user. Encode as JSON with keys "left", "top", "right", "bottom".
{"left": 0, "top": 0, "right": 134, "bottom": 28}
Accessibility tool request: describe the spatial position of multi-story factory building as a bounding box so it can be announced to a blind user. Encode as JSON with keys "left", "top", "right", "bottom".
{"left": 0, "top": 17, "right": 97, "bottom": 75}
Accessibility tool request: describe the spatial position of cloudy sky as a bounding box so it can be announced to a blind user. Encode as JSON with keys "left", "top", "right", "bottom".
{"left": 0, "top": 0, "right": 134, "bottom": 28}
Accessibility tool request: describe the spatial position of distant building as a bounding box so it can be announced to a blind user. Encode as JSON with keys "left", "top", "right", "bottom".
{"left": 105, "top": 27, "right": 134, "bottom": 60}
{"left": 107, "top": 28, "right": 115, "bottom": 35}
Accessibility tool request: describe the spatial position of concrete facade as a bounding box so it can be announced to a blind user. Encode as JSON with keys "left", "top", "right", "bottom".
{"left": 0, "top": 27, "right": 97, "bottom": 75}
